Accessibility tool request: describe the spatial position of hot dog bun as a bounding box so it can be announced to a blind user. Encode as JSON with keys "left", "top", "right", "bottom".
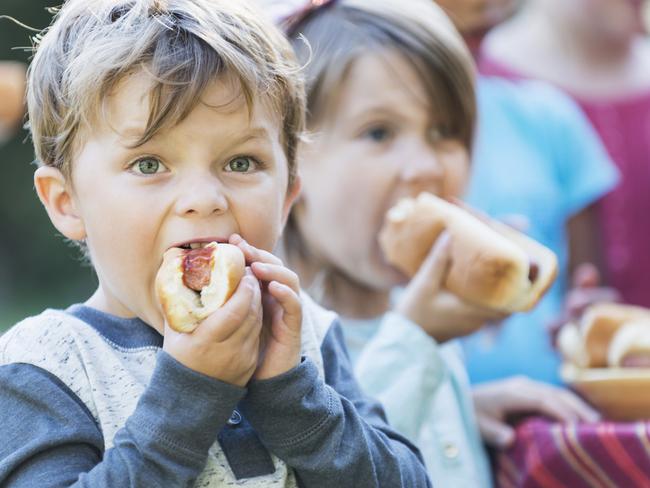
{"left": 379, "top": 192, "right": 558, "bottom": 312}
{"left": 608, "top": 321, "right": 650, "bottom": 368}
{"left": 156, "top": 242, "right": 245, "bottom": 333}
{"left": 558, "top": 303, "right": 650, "bottom": 367}
{"left": 580, "top": 303, "right": 650, "bottom": 367}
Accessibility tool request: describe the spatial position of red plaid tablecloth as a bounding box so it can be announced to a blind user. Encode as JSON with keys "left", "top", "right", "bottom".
{"left": 496, "top": 418, "right": 650, "bottom": 488}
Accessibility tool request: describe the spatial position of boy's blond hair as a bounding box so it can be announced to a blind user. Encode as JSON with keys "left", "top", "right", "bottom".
{"left": 27, "top": 0, "right": 305, "bottom": 185}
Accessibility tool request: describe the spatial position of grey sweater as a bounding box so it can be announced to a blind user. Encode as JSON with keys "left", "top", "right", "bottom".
{"left": 0, "top": 293, "right": 431, "bottom": 487}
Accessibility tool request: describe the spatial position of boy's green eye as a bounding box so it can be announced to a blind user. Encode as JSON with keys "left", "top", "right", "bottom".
{"left": 135, "top": 157, "right": 162, "bottom": 174}
{"left": 228, "top": 157, "right": 253, "bottom": 173}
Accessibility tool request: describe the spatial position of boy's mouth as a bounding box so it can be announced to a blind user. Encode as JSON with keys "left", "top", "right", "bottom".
{"left": 180, "top": 242, "right": 213, "bottom": 250}
{"left": 170, "top": 237, "right": 229, "bottom": 251}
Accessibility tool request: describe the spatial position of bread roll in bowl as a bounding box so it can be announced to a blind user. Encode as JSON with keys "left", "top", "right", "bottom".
{"left": 156, "top": 242, "right": 245, "bottom": 333}
{"left": 379, "top": 192, "right": 558, "bottom": 312}
{"left": 580, "top": 303, "right": 650, "bottom": 368}
{"left": 608, "top": 321, "right": 650, "bottom": 368}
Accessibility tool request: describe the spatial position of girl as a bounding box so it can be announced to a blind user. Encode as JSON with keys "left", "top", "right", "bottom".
{"left": 277, "top": 0, "right": 598, "bottom": 485}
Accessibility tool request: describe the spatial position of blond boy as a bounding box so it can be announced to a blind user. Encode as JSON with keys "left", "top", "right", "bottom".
{"left": 0, "top": 1, "right": 430, "bottom": 486}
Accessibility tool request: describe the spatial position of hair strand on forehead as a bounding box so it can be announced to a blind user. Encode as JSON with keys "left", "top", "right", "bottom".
{"left": 27, "top": 0, "right": 306, "bottom": 187}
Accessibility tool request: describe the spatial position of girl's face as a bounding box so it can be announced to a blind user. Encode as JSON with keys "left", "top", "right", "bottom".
{"left": 294, "top": 51, "right": 470, "bottom": 291}
{"left": 545, "top": 0, "right": 644, "bottom": 40}
{"left": 435, "top": 0, "right": 519, "bottom": 34}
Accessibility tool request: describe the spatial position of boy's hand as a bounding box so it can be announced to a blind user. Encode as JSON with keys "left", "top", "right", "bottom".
{"left": 472, "top": 376, "right": 600, "bottom": 449}
{"left": 162, "top": 268, "right": 263, "bottom": 387}
{"left": 396, "top": 233, "right": 508, "bottom": 342}
{"left": 230, "top": 234, "right": 302, "bottom": 380}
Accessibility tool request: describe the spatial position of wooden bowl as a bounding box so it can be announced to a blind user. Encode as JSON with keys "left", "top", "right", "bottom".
{"left": 562, "top": 364, "right": 650, "bottom": 421}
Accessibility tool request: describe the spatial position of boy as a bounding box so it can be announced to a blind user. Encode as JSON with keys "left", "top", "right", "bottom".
{"left": 0, "top": 0, "right": 430, "bottom": 486}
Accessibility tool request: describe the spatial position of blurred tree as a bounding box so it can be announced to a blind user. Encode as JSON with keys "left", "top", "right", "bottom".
{"left": 0, "top": 1, "right": 96, "bottom": 330}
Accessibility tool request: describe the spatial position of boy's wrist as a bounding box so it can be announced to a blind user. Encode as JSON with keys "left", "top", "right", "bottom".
{"left": 129, "top": 351, "right": 247, "bottom": 457}
{"left": 241, "top": 357, "right": 334, "bottom": 448}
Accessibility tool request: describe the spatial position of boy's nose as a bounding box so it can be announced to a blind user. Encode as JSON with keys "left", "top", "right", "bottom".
{"left": 174, "top": 176, "right": 228, "bottom": 217}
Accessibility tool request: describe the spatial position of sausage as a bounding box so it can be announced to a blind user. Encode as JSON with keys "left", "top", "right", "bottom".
{"left": 182, "top": 247, "right": 214, "bottom": 292}
{"left": 620, "top": 354, "right": 650, "bottom": 368}
{"left": 528, "top": 260, "right": 539, "bottom": 284}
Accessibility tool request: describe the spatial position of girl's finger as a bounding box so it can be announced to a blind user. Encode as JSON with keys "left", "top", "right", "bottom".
{"left": 408, "top": 232, "right": 452, "bottom": 297}
{"left": 556, "top": 388, "right": 600, "bottom": 422}
{"left": 477, "top": 413, "right": 516, "bottom": 449}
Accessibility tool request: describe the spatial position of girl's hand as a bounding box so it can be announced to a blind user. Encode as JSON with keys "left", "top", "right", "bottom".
{"left": 230, "top": 234, "right": 302, "bottom": 380}
{"left": 395, "top": 233, "right": 508, "bottom": 342}
{"left": 472, "top": 377, "right": 600, "bottom": 449}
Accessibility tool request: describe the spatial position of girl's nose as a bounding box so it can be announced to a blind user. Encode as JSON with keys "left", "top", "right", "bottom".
{"left": 174, "top": 174, "right": 228, "bottom": 217}
{"left": 399, "top": 146, "right": 445, "bottom": 189}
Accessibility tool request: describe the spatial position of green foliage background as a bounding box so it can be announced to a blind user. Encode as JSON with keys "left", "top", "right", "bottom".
{"left": 0, "top": 1, "right": 96, "bottom": 331}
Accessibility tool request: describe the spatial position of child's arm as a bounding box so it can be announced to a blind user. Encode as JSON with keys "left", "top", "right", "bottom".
{"left": 240, "top": 323, "right": 432, "bottom": 487}
{"left": 0, "top": 353, "right": 245, "bottom": 486}
{"left": 231, "top": 236, "right": 431, "bottom": 487}
{"left": 0, "top": 275, "right": 262, "bottom": 486}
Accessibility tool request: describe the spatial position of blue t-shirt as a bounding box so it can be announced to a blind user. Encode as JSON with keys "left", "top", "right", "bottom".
{"left": 461, "top": 77, "right": 619, "bottom": 385}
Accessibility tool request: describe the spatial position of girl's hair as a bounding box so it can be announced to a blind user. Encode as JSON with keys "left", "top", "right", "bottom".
{"left": 285, "top": 0, "right": 476, "bottom": 149}
{"left": 27, "top": 0, "right": 305, "bottom": 185}
{"left": 281, "top": 0, "right": 477, "bottom": 297}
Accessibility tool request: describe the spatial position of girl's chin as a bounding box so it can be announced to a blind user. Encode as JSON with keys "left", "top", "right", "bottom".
{"left": 377, "top": 263, "right": 409, "bottom": 288}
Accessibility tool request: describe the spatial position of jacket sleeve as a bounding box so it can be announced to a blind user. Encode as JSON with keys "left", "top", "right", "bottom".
{"left": 0, "top": 352, "right": 245, "bottom": 487}
{"left": 241, "top": 320, "right": 432, "bottom": 488}
{"left": 353, "top": 312, "right": 446, "bottom": 441}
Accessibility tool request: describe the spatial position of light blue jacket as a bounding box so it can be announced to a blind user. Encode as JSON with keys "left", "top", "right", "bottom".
{"left": 342, "top": 312, "right": 493, "bottom": 488}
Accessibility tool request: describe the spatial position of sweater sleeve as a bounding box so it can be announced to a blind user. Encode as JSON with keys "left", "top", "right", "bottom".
{"left": 0, "top": 352, "right": 246, "bottom": 487}
{"left": 240, "top": 320, "right": 432, "bottom": 488}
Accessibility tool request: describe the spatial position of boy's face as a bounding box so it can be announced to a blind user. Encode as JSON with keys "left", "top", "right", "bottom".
{"left": 38, "top": 71, "right": 298, "bottom": 330}
{"left": 294, "top": 51, "right": 469, "bottom": 291}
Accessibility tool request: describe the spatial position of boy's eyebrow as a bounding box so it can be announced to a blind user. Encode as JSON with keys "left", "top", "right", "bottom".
{"left": 116, "top": 126, "right": 273, "bottom": 145}
{"left": 229, "top": 127, "right": 274, "bottom": 145}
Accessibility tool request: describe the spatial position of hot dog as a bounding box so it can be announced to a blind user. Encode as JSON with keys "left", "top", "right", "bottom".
{"left": 379, "top": 192, "right": 558, "bottom": 312}
{"left": 156, "top": 242, "right": 245, "bottom": 332}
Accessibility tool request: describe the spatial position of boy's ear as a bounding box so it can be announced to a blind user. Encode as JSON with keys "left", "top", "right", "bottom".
{"left": 34, "top": 166, "right": 86, "bottom": 241}
{"left": 281, "top": 174, "right": 302, "bottom": 226}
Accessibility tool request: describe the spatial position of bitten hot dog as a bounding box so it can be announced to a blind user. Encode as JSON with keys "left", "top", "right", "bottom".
{"left": 156, "top": 242, "right": 245, "bottom": 333}
{"left": 379, "top": 192, "right": 558, "bottom": 312}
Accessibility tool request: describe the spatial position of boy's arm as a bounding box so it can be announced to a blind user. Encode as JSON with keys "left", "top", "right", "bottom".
{"left": 241, "top": 320, "right": 432, "bottom": 488}
{"left": 0, "top": 352, "right": 245, "bottom": 487}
